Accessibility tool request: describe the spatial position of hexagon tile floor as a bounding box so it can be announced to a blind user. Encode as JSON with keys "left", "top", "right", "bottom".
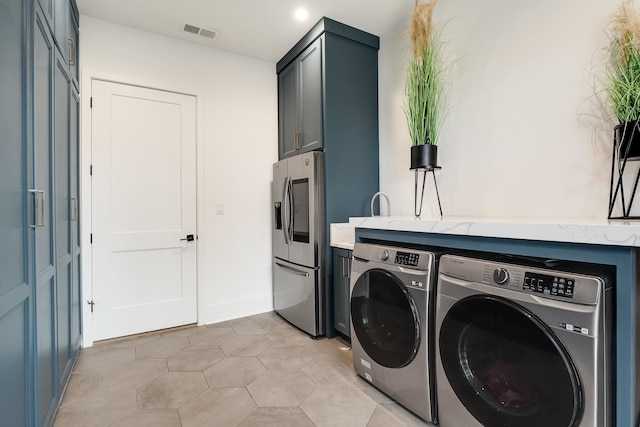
{"left": 53, "top": 311, "right": 432, "bottom": 427}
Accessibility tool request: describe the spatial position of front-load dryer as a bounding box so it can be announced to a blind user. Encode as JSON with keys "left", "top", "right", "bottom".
{"left": 435, "top": 254, "right": 613, "bottom": 427}
{"left": 350, "top": 242, "right": 439, "bottom": 423}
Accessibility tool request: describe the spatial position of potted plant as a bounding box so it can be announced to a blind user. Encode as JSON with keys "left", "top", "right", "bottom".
{"left": 405, "top": 0, "right": 444, "bottom": 170}
{"left": 606, "top": 1, "right": 640, "bottom": 160}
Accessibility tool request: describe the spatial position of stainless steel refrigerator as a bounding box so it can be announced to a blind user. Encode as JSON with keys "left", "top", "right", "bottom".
{"left": 272, "top": 151, "right": 325, "bottom": 337}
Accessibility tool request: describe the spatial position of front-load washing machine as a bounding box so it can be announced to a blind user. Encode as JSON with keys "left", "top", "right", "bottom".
{"left": 350, "top": 242, "right": 439, "bottom": 423}
{"left": 435, "top": 254, "right": 613, "bottom": 427}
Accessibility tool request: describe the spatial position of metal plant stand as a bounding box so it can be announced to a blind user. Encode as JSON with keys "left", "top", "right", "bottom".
{"left": 414, "top": 167, "right": 443, "bottom": 218}
{"left": 609, "top": 129, "right": 640, "bottom": 220}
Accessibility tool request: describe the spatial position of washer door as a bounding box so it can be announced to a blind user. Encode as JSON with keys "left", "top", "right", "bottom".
{"left": 439, "top": 295, "right": 583, "bottom": 427}
{"left": 351, "top": 268, "right": 420, "bottom": 368}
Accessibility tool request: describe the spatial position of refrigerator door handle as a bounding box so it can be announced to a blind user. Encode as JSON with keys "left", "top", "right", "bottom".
{"left": 275, "top": 261, "right": 310, "bottom": 277}
{"left": 287, "top": 177, "right": 294, "bottom": 242}
{"left": 282, "top": 176, "right": 291, "bottom": 244}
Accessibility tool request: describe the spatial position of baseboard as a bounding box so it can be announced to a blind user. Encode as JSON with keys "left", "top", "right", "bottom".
{"left": 201, "top": 294, "right": 273, "bottom": 325}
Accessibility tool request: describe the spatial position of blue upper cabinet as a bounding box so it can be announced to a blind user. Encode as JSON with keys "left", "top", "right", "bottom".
{"left": 278, "top": 38, "right": 323, "bottom": 159}
{"left": 51, "top": 0, "right": 78, "bottom": 90}
{"left": 276, "top": 17, "right": 379, "bottom": 162}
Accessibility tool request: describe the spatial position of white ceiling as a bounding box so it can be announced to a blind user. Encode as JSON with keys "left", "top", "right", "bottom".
{"left": 76, "top": 0, "right": 414, "bottom": 63}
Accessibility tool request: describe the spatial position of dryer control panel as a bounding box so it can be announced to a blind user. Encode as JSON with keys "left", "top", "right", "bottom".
{"left": 523, "top": 272, "right": 575, "bottom": 298}
{"left": 438, "top": 255, "right": 603, "bottom": 305}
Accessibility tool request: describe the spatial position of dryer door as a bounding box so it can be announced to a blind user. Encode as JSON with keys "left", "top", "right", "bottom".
{"left": 439, "top": 295, "right": 583, "bottom": 427}
{"left": 351, "top": 268, "right": 420, "bottom": 368}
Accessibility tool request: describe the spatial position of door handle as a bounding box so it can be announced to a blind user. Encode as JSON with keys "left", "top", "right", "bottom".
{"left": 342, "top": 257, "right": 349, "bottom": 277}
{"left": 287, "top": 178, "right": 293, "bottom": 242}
{"left": 71, "top": 197, "right": 79, "bottom": 221}
{"left": 282, "top": 177, "right": 291, "bottom": 244}
{"left": 180, "top": 234, "right": 195, "bottom": 241}
{"left": 68, "top": 38, "right": 76, "bottom": 66}
{"left": 29, "top": 189, "right": 45, "bottom": 228}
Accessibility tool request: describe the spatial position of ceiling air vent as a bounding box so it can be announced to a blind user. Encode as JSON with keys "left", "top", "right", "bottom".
{"left": 182, "top": 23, "right": 218, "bottom": 40}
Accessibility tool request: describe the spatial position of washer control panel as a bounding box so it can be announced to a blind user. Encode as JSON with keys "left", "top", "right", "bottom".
{"left": 395, "top": 251, "right": 420, "bottom": 267}
{"left": 353, "top": 243, "right": 434, "bottom": 271}
{"left": 523, "top": 272, "right": 575, "bottom": 298}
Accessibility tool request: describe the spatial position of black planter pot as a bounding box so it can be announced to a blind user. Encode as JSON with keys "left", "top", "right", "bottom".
{"left": 410, "top": 144, "right": 439, "bottom": 170}
{"left": 615, "top": 121, "right": 640, "bottom": 160}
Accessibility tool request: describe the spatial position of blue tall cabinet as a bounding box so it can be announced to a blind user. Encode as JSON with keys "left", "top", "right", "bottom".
{"left": 276, "top": 17, "right": 380, "bottom": 337}
{"left": 1, "top": 0, "right": 81, "bottom": 425}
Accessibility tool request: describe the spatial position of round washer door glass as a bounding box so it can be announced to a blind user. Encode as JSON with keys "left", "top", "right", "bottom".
{"left": 351, "top": 268, "right": 420, "bottom": 368}
{"left": 439, "top": 295, "right": 583, "bottom": 427}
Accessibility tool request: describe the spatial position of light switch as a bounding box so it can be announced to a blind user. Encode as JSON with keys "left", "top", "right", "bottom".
{"left": 216, "top": 202, "right": 224, "bottom": 214}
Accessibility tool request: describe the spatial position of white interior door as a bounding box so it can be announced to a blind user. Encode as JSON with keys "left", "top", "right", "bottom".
{"left": 91, "top": 80, "right": 197, "bottom": 341}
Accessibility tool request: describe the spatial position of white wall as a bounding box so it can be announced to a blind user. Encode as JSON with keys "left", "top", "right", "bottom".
{"left": 80, "top": 1, "right": 624, "bottom": 342}
{"left": 79, "top": 16, "right": 278, "bottom": 344}
{"left": 379, "top": 0, "right": 617, "bottom": 219}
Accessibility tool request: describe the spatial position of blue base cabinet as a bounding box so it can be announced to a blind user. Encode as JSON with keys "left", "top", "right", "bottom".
{"left": 332, "top": 248, "right": 352, "bottom": 338}
{"left": 1, "top": 0, "right": 81, "bottom": 425}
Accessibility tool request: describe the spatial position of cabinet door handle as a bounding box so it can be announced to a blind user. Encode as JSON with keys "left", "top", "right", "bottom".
{"left": 71, "top": 197, "right": 79, "bottom": 221}
{"left": 343, "top": 257, "right": 351, "bottom": 277}
{"left": 293, "top": 132, "right": 298, "bottom": 150}
{"left": 68, "top": 38, "right": 76, "bottom": 66}
{"left": 29, "top": 189, "right": 45, "bottom": 228}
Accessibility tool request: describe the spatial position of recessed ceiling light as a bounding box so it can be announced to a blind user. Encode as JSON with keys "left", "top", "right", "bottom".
{"left": 295, "top": 8, "right": 309, "bottom": 21}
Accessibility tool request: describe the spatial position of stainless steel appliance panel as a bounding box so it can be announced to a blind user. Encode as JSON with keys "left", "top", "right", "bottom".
{"left": 273, "top": 259, "right": 321, "bottom": 337}
{"left": 285, "top": 151, "right": 322, "bottom": 267}
{"left": 349, "top": 242, "right": 438, "bottom": 423}
{"left": 272, "top": 151, "right": 323, "bottom": 269}
{"left": 272, "top": 158, "right": 289, "bottom": 261}
{"left": 272, "top": 151, "right": 325, "bottom": 337}
{"left": 435, "top": 254, "right": 612, "bottom": 427}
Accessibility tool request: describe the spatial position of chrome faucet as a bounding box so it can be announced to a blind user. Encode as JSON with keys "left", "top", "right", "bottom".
{"left": 370, "top": 192, "right": 390, "bottom": 217}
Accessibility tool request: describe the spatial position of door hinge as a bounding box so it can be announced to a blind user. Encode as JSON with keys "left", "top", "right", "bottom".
{"left": 90, "top": 97, "right": 93, "bottom": 108}
{"left": 87, "top": 300, "right": 95, "bottom": 312}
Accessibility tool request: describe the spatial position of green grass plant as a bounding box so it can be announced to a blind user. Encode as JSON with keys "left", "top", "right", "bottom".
{"left": 607, "top": 1, "right": 640, "bottom": 124}
{"left": 405, "top": 0, "right": 445, "bottom": 147}
{"left": 406, "top": 37, "right": 444, "bottom": 146}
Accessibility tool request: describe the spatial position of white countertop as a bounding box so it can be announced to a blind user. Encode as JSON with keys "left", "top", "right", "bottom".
{"left": 338, "top": 216, "right": 640, "bottom": 248}
{"left": 329, "top": 223, "right": 355, "bottom": 250}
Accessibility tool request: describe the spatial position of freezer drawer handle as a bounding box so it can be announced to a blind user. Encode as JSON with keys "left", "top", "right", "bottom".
{"left": 275, "top": 261, "right": 310, "bottom": 277}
